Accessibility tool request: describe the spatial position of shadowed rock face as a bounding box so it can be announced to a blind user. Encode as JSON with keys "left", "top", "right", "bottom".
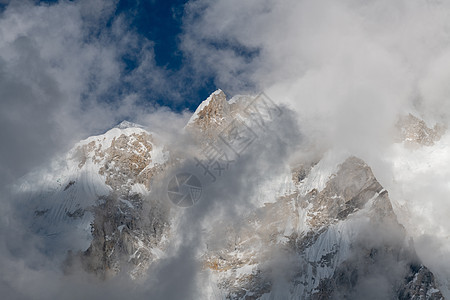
{"left": 79, "top": 193, "right": 171, "bottom": 279}
{"left": 399, "top": 265, "right": 444, "bottom": 300}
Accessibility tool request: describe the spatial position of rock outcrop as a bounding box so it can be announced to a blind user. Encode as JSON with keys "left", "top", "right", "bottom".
{"left": 396, "top": 113, "right": 446, "bottom": 147}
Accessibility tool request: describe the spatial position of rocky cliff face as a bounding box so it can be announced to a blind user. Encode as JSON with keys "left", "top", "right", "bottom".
{"left": 76, "top": 127, "right": 172, "bottom": 279}
{"left": 18, "top": 91, "right": 445, "bottom": 299}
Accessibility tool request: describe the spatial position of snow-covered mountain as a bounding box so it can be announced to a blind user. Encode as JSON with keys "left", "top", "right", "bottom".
{"left": 14, "top": 122, "right": 171, "bottom": 279}
{"left": 12, "top": 90, "right": 447, "bottom": 299}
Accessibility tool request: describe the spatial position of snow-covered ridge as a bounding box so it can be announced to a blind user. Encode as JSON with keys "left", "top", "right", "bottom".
{"left": 72, "top": 122, "right": 149, "bottom": 152}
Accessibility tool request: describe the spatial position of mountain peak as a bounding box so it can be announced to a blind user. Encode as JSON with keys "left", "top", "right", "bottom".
{"left": 186, "top": 89, "right": 230, "bottom": 129}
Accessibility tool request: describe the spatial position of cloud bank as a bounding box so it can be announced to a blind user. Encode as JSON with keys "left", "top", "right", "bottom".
{"left": 1, "top": 0, "right": 450, "bottom": 298}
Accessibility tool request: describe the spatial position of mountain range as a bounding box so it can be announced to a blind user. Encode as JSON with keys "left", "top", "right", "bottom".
{"left": 12, "top": 90, "right": 447, "bottom": 299}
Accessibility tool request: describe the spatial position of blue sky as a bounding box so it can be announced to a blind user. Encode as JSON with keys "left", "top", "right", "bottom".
{"left": 114, "top": 0, "right": 220, "bottom": 112}
{"left": 115, "top": 0, "right": 225, "bottom": 111}
{"left": 29, "top": 0, "right": 221, "bottom": 113}
{"left": 0, "top": 0, "right": 262, "bottom": 116}
{"left": 114, "top": 0, "right": 217, "bottom": 112}
{"left": 116, "top": 0, "right": 187, "bottom": 69}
